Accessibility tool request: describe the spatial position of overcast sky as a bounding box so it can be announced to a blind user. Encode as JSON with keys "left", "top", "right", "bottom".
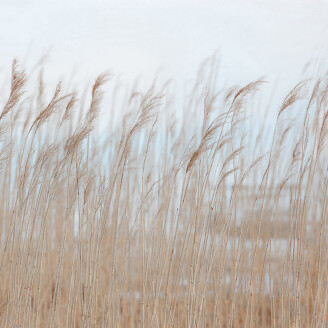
{"left": 1, "top": 0, "right": 328, "bottom": 98}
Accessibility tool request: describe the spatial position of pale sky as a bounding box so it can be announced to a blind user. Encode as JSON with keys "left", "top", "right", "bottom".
{"left": 1, "top": 0, "right": 328, "bottom": 101}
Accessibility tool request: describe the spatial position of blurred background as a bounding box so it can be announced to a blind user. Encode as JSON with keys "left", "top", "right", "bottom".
{"left": 1, "top": 0, "right": 327, "bottom": 88}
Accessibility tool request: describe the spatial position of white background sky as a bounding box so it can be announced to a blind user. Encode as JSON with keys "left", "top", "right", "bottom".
{"left": 1, "top": 0, "right": 328, "bottom": 103}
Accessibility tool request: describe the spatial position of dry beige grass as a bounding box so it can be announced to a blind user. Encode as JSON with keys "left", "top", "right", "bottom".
{"left": 0, "top": 58, "right": 327, "bottom": 327}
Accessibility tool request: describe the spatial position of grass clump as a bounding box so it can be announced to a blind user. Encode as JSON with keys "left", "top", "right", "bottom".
{"left": 0, "top": 58, "right": 327, "bottom": 327}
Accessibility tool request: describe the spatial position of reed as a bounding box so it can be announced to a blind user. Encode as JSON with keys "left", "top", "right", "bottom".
{"left": 0, "top": 58, "right": 327, "bottom": 327}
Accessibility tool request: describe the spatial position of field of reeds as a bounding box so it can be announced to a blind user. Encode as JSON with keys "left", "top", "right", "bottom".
{"left": 0, "top": 58, "right": 327, "bottom": 327}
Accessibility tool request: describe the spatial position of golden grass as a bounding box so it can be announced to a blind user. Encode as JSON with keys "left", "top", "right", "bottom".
{"left": 0, "top": 58, "right": 327, "bottom": 327}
